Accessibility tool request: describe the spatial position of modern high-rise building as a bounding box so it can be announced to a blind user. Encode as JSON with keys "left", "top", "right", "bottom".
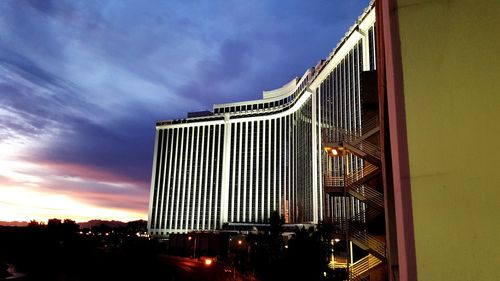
{"left": 148, "top": 3, "right": 386, "bottom": 280}
{"left": 148, "top": 4, "right": 378, "bottom": 235}
{"left": 148, "top": 0, "right": 500, "bottom": 280}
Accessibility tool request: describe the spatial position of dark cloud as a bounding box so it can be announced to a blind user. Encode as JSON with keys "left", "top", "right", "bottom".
{"left": 0, "top": 49, "right": 92, "bottom": 137}
{"left": 0, "top": 48, "right": 64, "bottom": 88}
{"left": 178, "top": 38, "right": 253, "bottom": 106}
{"left": 40, "top": 111, "right": 156, "bottom": 186}
{"left": 23, "top": 0, "right": 57, "bottom": 15}
{"left": 198, "top": 39, "right": 253, "bottom": 83}
{"left": 0, "top": 48, "right": 154, "bottom": 185}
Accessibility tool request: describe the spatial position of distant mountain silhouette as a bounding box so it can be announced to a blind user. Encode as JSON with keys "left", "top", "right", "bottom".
{"left": 0, "top": 219, "right": 146, "bottom": 229}
{"left": 0, "top": 221, "right": 28, "bottom": 227}
{"left": 78, "top": 220, "right": 127, "bottom": 229}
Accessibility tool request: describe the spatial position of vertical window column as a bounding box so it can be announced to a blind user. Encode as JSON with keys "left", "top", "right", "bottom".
{"left": 160, "top": 129, "right": 171, "bottom": 230}
{"left": 249, "top": 122, "right": 254, "bottom": 222}
{"left": 237, "top": 122, "right": 243, "bottom": 221}
{"left": 202, "top": 126, "right": 210, "bottom": 229}
{"left": 267, "top": 119, "right": 271, "bottom": 219}
{"left": 261, "top": 120, "right": 266, "bottom": 221}
{"left": 156, "top": 129, "right": 167, "bottom": 230}
{"left": 180, "top": 127, "right": 191, "bottom": 229}
{"left": 168, "top": 128, "right": 179, "bottom": 230}
{"left": 278, "top": 117, "right": 282, "bottom": 216}
{"left": 207, "top": 126, "right": 216, "bottom": 230}
{"left": 213, "top": 125, "right": 221, "bottom": 229}
{"left": 184, "top": 128, "right": 195, "bottom": 230}
{"left": 230, "top": 123, "right": 236, "bottom": 222}
{"left": 173, "top": 128, "right": 185, "bottom": 230}
{"left": 255, "top": 121, "right": 260, "bottom": 222}
{"left": 150, "top": 129, "right": 163, "bottom": 230}
{"left": 190, "top": 127, "right": 200, "bottom": 229}
{"left": 243, "top": 122, "right": 248, "bottom": 221}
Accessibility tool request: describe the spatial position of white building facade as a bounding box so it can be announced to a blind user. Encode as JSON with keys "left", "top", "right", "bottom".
{"left": 148, "top": 4, "right": 377, "bottom": 235}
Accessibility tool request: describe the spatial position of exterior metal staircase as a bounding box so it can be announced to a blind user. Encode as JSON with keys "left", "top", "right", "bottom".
{"left": 323, "top": 115, "right": 382, "bottom": 208}
{"left": 323, "top": 115, "right": 386, "bottom": 280}
{"left": 349, "top": 254, "right": 383, "bottom": 281}
{"left": 324, "top": 156, "right": 383, "bottom": 211}
{"left": 329, "top": 211, "right": 385, "bottom": 280}
{"left": 349, "top": 223, "right": 386, "bottom": 260}
{"left": 343, "top": 139, "right": 381, "bottom": 166}
{"left": 345, "top": 165, "right": 384, "bottom": 211}
{"left": 342, "top": 117, "right": 380, "bottom": 160}
{"left": 324, "top": 175, "right": 345, "bottom": 194}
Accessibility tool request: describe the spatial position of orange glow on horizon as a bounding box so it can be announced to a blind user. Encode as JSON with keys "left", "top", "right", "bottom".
{"left": 0, "top": 140, "right": 148, "bottom": 223}
{"left": 0, "top": 186, "right": 147, "bottom": 222}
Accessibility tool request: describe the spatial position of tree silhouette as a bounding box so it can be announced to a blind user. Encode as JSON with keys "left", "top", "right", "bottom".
{"left": 282, "top": 226, "right": 328, "bottom": 281}
{"left": 27, "top": 220, "right": 45, "bottom": 229}
{"left": 0, "top": 258, "right": 11, "bottom": 278}
{"left": 62, "top": 219, "right": 79, "bottom": 233}
{"left": 126, "top": 220, "right": 147, "bottom": 235}
{"left": 269, "top": 210, "right": 285, "bottom": 237}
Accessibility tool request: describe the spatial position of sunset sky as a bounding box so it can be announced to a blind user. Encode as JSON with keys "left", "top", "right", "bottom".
{"left": 0, "top": 0, "right": 370, "bottom": 222}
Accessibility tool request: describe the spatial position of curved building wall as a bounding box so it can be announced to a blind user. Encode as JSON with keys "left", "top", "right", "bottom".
{"left": 148, "top": 4, "right": 377, "bottom": 235}
{"left": 311, "top": 5, "right": 377, "bottom": 222}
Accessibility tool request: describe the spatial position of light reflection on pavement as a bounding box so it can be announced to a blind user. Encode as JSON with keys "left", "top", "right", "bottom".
{"left": 159, "top": 255, "right": 247, "bottom": 281}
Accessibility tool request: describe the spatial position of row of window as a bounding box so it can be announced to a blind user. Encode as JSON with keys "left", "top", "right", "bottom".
{"left": 214, "top": 97, "right": 290, "bottom": 115}
{"left": 157, "top": 116, "right": 224, "bottom": 127}
{"left": 213, "top": 75, "right": 311, "bottom": 115}
{"left": 227, "top": 116, "right": 295, "bottom": 223}
{"left": 150, "top": 125, "right": 224, "bottom": 231}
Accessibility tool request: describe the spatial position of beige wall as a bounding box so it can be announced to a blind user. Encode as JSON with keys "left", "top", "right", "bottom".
{"left": 396, "top": 0, "right": 500, "bottom": 280}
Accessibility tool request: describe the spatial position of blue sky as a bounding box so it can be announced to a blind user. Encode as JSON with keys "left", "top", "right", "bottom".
{"left": 0, "top": 0, "right": 370, "bottom": 222}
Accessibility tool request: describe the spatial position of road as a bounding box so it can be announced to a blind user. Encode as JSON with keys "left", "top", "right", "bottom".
{"left": 159, "top": 255, "right": 249, "bottom": 281}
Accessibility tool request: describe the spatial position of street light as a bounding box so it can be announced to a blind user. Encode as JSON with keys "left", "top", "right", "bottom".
{"left": 324, "top": 146, "right": 348, "bottom": 157}
{"left": 188, "top": 235, "right": 197, "bottom": 258}
{"left": 227, "top": 238, "right": 236, "bottom": 281}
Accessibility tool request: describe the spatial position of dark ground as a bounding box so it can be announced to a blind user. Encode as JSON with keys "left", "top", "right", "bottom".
{"left": 0, "top": 219, "right": 341, "bottom": 281}
{"left": 0, "top": 226, "right": 171, "bottom": 281}
{"left": 0, "top": 226, "right": 252, "bottom": 281}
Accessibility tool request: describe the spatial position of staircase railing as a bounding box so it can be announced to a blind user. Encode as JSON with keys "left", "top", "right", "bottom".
{"left": 348, "top": 184, "right": 384, "bottom": 210}
{"left": 360, "top": 115, "right": 380, "bottom": 137}
{"left": 350, "top": 205, "right": 381, "bottom": 223}
{"left": 349, "top": 223, "right": 386, "bottom": 258}
{"left": 324, "top": 175, "right": 345, "bottom": 188}
{"left": 331, "top": 217, "right": 348, "bottom": 233}
{"left": 345, "top": 162, "right": 379, "bottom": 186}
{"left": 345, "top": 139, "right": 381, "bottom": 160}
{"left": 322, "top": 115, "right": 380, "bottom": 145}
{"left": 330, "top": 215, "right": 386, "bottom": 259}
{"left": 349, "top": 254, "right": 382, "bottom": 281}
{"left": 325, "top": 162, "right": 383, "bottom": 208}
